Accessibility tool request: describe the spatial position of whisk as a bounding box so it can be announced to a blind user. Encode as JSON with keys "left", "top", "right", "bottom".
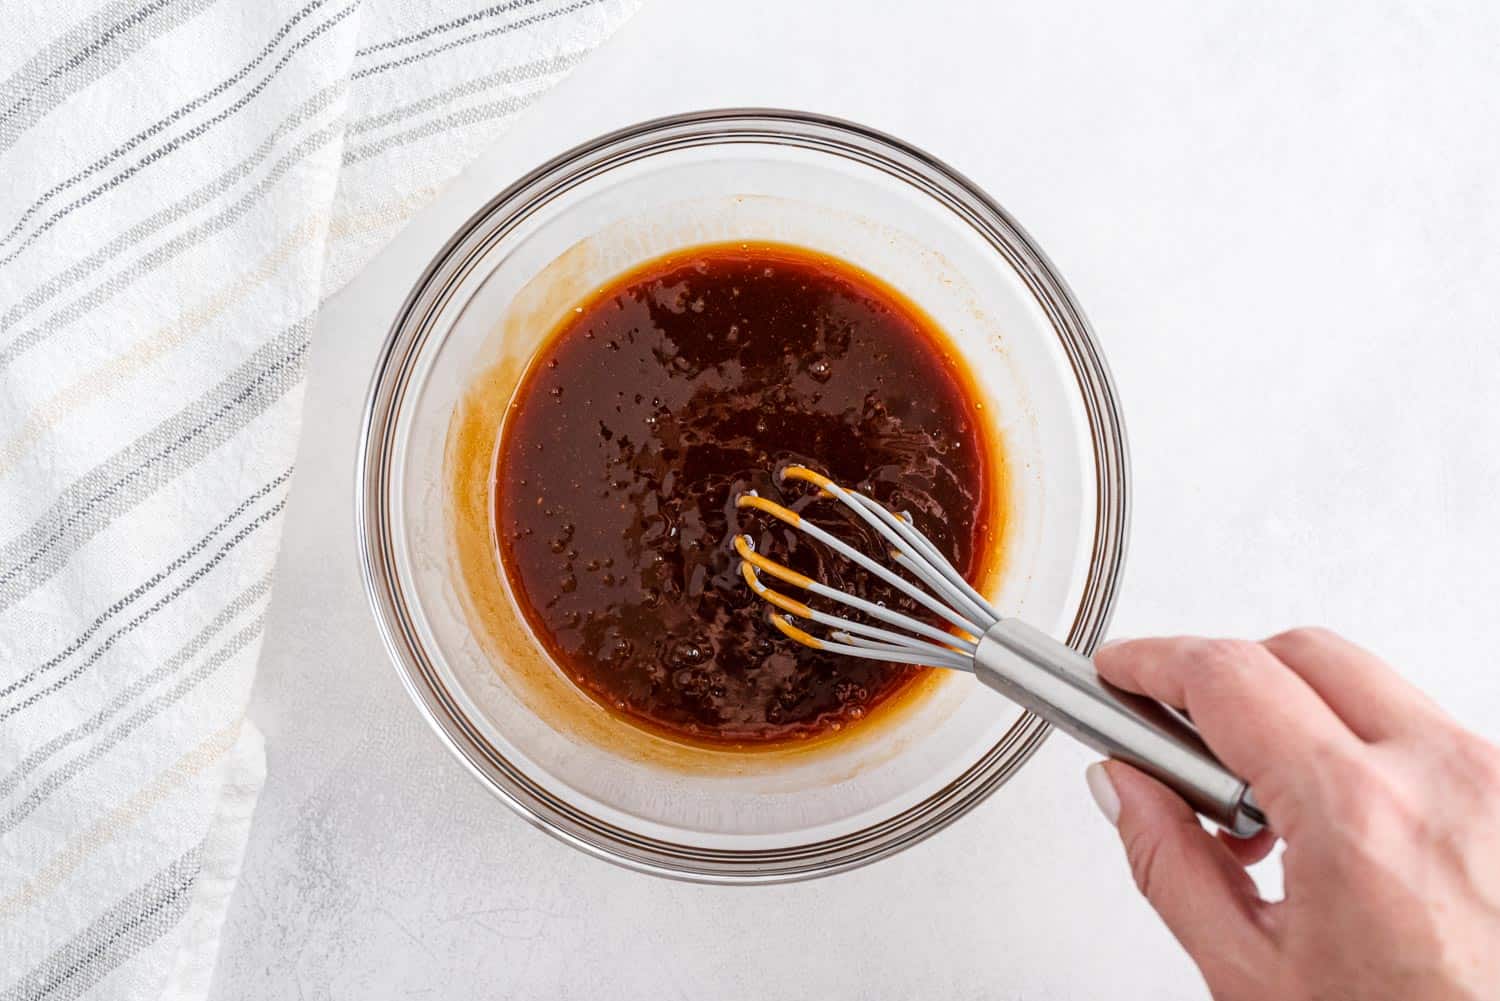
{"left": 736, "top": 465, "right": 1265, "bottom": 838}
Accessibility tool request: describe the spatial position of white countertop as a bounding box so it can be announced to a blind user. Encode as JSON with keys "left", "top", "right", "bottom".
{"left": 208, "top": 2, "right": 1500, "bottom": 998}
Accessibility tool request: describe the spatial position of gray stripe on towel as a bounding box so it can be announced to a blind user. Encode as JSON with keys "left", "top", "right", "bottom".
{"left": 0, "top": 322, "right": 307, "bottom": 611}
{"left": 347, "top": 50, "right": 578, "bottom": 136}
{"left": 0, "top": 0, "right": 223, "bottom": 155}
{"left": 0, "top": 499, "right": 286, "bottom": 721}
{"left": 0, "top": 472, "right": 289, "bottom": 704}
{"left": 353, "top": 0, "right": 545, "bottom": 58}
{"left": 0, "top": 0, "right": 353, "bottom": 267}
{"left": 0, "top": 113, "right": 343, "bottom": 368}
{"left": 0, "top": 848, "right": 201, "bottom": 1001}
{"left": 0, "top": 612, "right": 266, "bottom": 833}
{"left": 344, "top": 90, "right": 542, "bottom": 165}
{"left": 0, "top": 571, "right": 274, "bottom": 801}
{"left": 1, "top": 84, "right": 344, "bottom": 338}
{"left": 350, "top": 0, "right": 603, "bottom": 80}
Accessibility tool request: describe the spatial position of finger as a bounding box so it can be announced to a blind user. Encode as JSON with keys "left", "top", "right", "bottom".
{"left": 1216, "top": 827, "right": 1279, "bottom": 867}
{"left": 1095, "top": 636, "right": 1360, "bottom": 818}
{"left": 1261, "top": 627, "right": 1444, "bottom": 741}
{"left": 1090, "top": 761, "right": 1271, "bottom": 986}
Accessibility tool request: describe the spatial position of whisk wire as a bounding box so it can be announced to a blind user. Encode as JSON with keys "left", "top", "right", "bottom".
{"left": 739, "top": 561, "right": 971, "bottom": 655}
{"left": 850, "top": 493, "right": 999, "bottom": 628}
{"left": 781, "top": 465, "right": 998, "bottom": 629}
{"left": 766, "top": 613, "right": 973, "bottom": 670}
{"left": 735, "top": 466, "right": 999, "bottom": 668}
{"left": 735, "top": 495, "right": 981, "bottom": 636}
{"left": 828, "top": 629, "right": 973, "bottom": 670}
{"left": 783, "top": 467, "right": 994, "bottom": 630}
{"left": 735, "top": 537, "right": 974, "bottom": 650}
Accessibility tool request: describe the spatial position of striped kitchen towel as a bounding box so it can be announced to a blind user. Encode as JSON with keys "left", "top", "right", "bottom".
{"left": 0, "top": 1, "right": 640, "bottom": 998}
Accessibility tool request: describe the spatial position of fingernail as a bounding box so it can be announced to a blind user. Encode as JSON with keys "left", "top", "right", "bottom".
{"left": 1096, "top": 637, "right": 1125, "bottom": 652}
{"left": 1085, "top": 762, "right": 1121, "bottom": 826}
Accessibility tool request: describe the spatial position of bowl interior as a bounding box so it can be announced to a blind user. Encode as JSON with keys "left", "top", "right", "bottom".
{"left": 362, "top": 113, "right": 1124, "bottom": 879}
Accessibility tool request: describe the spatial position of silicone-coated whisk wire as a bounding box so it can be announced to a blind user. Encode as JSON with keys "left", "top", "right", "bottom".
{"left": 733, "top": 465, "right": 991, "bottom": 666}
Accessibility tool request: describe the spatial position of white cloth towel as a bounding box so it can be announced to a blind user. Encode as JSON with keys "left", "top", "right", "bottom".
{"left": 0, "top": 2, "right": 639, "bottom": 997}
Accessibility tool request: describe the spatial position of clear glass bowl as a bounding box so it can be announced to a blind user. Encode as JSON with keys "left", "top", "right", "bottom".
{"left": 356, "top": 109, "right": 1129, "bottom": 882}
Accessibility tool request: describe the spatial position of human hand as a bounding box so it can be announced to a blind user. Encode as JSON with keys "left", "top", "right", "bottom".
{"left": 1087, "top": 629, "right": 1500, "bottom": 1001}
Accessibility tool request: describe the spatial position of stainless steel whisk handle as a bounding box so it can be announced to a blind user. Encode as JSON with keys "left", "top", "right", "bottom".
{"left": 975, "top": 620, "right": 1266, "bottom": 838}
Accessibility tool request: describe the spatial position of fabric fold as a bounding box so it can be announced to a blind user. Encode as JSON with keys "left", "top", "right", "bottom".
{"left": 0, "top": 2, "right": 640, "bottom": 997}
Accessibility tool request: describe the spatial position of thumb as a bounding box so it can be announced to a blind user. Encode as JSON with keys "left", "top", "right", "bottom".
{"left": 1088, "top": 761, "right": 1272, "bottom": 985}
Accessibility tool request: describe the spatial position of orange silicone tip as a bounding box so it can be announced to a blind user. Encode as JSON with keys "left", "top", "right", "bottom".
{"left": 780, "top": 465, "right": 833, "bottom": 489}
{"left": 738, "top": 561, "right": 815, "bottom": 618}
{"left": 779, "top": 465, "right": 836, "bottom": 498}
{"left": 732, "top": 535, "right": 814, "bottom": 590}
{"left": 735, "top": 493, "right": 802, "bottom": 526}
{"left": 768, "top": 612, "right": 822, "bottom": 650}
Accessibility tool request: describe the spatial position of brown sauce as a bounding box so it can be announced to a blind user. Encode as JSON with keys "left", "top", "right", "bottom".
{"left": 494, "top": 243, "right": 999, "bottom": 746}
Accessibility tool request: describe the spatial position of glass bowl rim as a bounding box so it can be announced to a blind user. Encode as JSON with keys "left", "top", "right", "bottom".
{"left": 355, "top": 107, "right": 1131, "bottom": 884}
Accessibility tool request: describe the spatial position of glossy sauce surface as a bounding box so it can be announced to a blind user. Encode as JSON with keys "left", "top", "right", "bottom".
{"left": 495, "top": 243, "right": 997, "bottom": 745}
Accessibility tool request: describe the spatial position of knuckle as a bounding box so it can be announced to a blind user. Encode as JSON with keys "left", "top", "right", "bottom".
{"left": 1309, "top": 736, "right": 1367, "bottom": 777}
{"left": 1452, "top": 739, "right": 1500, "bottom": 799}
{"left": 1308, "top": 746, "right": 1381, "bottom": 820}
{"left": 1331, "top": 780, "right": 1391, "bottom": 841}
{"left": 1466, "top": 739, "right": 1500, "bottom": 780}
{"left": 1123, "top": 828, "right": 1168, "bottom": 901}
{"left": 1318, "top": 757, "right": 1425, "bottom": 848}
{"left": 1268, "top": 625, "right": 1339, "bottom": 650}
{"left": 1194, "top": 639, "right": 1266, "bottom": 678}
{"left": 1189, "top": 639, "right": 1263, "bottom": 693}
{"left": 1195, "top": 637, "right": 1261, "bottom": 667}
